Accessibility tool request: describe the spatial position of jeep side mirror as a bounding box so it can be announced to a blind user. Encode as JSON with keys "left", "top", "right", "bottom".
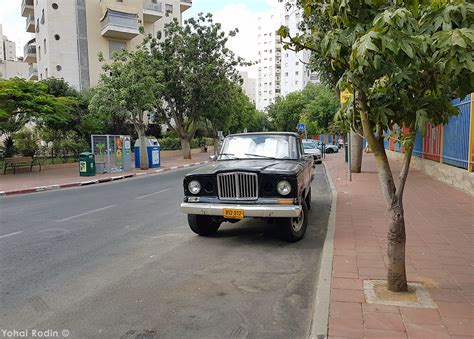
{"left": 209, "top": 155, "right": 217, "bottom": 161}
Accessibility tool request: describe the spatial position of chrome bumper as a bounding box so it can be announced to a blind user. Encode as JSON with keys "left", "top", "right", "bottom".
{"left": 180, "top": 203, "right": 301, "bottom": 218}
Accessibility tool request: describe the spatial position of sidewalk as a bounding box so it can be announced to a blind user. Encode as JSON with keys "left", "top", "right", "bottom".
{"left": 324, "top": 152, "right": 473, "bottom": 338}
{"left": 0, "top": 149, "right": 212, "bottom": 194}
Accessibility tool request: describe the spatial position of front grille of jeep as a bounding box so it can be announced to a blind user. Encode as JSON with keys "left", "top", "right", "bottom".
{"left": 217, "top": 172, "right": 258, "bottom": 200}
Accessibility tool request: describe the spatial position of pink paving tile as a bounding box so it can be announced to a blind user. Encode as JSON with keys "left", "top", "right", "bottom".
{"left": 399, "top": 307, "right": 443, "bottom": 325}
{"left": 329, "top": 317, "right": 364, "bottom": 338}
{"left": 329, "top": 301, "right": 362, "bottom": 320}
{"left": 330, "top": 288, "right": 365, "bottom": 303}
{"left": 444, "top": 318, "right": 474, "bottom": 337}
{"left": 358, "top": 267, "right": 387, "bottom": 279}
{"left": 404, "top": 323, "right": 450, "bottom": 339}
{"left": 357, "top": 259, "right": 386, "bottom": 268}
{"left": 362, "top": 303, "right": 400, "bottom": 314}
{"left": 436, "top": 302, "right": 474, "bottom": 319}
{"left": 331, "top": 278, "right": 363, "bottom": 290}
{"left": 365, "top": 329, "right": 408, "bottom": 338}
{"left": 363, "top": 312, "right": 406, "bottom": 332}
{"left": 428, "top": 288, "right": 468, "bottom": 303}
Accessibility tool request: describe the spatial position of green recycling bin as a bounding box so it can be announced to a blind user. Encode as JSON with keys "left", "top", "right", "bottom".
{"left": 344, "top": 143, "right": 349, "bottom": 163}
{"left": 79, "top": 152, "right": 96, "bottom": 177}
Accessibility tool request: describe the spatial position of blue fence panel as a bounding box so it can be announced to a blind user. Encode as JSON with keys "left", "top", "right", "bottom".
{"left": 442, "top": 95, "right": 471, "bottom": 169}
{"left": 413, "top": 131, "right": 423, "bottom": 158}
{"left": 320, "top": 134, "right": 325, "bottom": 142}
{"left": 394, "top": 125, "right": 402, "bottom": 152}
{"left": 363, "top": 138, "right": 367, "bottom": 148}
{"left": 327, "top": 134, "right": 333, "bottom": 143}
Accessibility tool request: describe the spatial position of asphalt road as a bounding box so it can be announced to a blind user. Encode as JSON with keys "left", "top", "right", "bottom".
{"left": 0, "top": 164, "right": 331, "bottom": 339}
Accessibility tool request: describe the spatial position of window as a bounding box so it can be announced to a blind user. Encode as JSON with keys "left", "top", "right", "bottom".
{"left": 43, "top": 38, "right": 47, "bottom": 54}
{"left": 109, "top": 40, "right": 126, "bottom": 59}
{"left": 54, "top": 34, "right": 60, "bottom": 41}
{"left": 295, "top": 71, "right": 299, "bottom": 75}
{"left": 285, "top": 72, "right": 288, "bottom": 76}
{"left": 296, "top": 61, "right": 299, "bottom": 65}
{"left": 52, "top": 3, "right": 58, "bottom": 9}
{"left": 40, "top": 73, "right": 42, "bottom": 80}
{"left": 45, "top": 68, "right": 48, "bottom": 78}
{"left": 41, "top": 9, "right": 45, "bottom": 24}
{"left": 166, "top": 4, "right": 173, "bottom": 13}
{"left": 56, "top": 65, "right": 62, "bottom": 71}
{"left": 38, "top": 46, "right": 41, "bottom": 60}
{"left": 36, "top": 18, "right": 39, "bottom": 32}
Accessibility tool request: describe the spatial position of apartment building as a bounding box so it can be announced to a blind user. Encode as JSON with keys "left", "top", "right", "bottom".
{"left": 256, "top": 0, "right": 318, "bottom": 111}
{"left": 239, "top": 71, "right": 256, "bottom": 104}
{"left": 0, "top": 24, "right": 29, "bottom": 79}
{"left": 21, "top": 0, "right": 192, "bottom": 89}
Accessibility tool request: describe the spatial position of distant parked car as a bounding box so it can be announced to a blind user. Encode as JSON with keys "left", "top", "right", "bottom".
{"left": 309, "top": 140, "right": 339, "bottom": 154}
{"left": 303, "top": 141, "right": 322, "bottom": 164}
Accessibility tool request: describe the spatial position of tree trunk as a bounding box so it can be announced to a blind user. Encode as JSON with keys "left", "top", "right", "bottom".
{"left": 357, "top": 93, "right": 409, "bottom": 292}
{"left": 350, "top": 130, "right": 363, "bottom": 173}
{"left": 138, "top": 127, "right": 149, "bottom": 170}
{"left": 181, "top": 138, "right": 191, "bottom": 159}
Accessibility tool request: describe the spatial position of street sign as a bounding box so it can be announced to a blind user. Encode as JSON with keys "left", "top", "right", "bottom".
{"left": 297, "top": 123, "right": 305, "bottom": 132}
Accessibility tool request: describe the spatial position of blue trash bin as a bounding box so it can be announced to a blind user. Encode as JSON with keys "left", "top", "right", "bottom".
{"left": 134, "top": 138, "right": 161, "bottom": 168}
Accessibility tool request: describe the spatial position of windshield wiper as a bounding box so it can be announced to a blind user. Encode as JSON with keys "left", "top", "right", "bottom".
{"left": 244, "top": 153, "right": 276, "bottom": 159}
{"left": 219, "top": 153, "right": 239, "bottom": 159}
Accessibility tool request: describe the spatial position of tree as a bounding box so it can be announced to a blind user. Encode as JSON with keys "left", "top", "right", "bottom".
{"left": 284, "top": 1, "right": 473, "bottom": 291}
{"left": 0, "top": 78, "right": 75, "bottom": 156}
{"left": 301, "top": 84, "right": 339, "bottom": 133}
{"left": 90, "top": 48, "right": 162, "bottom": 169}
{"left": 279, "top": 1, "right": 367, "bottom": 172}
{"left": 147, "top": 13, "right": 248, "bottom": 159}
{"left": 267, "top": 91, "right": 306, "bottom": 132}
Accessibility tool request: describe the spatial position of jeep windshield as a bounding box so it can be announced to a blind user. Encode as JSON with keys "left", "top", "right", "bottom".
{"left": 218, "top": 134, "right": 298, "bottom": 160}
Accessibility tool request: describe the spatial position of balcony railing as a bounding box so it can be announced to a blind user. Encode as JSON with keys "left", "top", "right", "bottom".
{"left": 26, "top": 14, "right": 35, "bottom": 32}
{"left": 180, "top": 0, "right": 192, "bottom": 12}
{"left": 21, "top": 0, "right": 34, "bottom": 17}
{"left": 24, "top": 44, "right": 36, "bottom": 56}
{"left": 101, "top": 10, "right": 139, "bottom": 39}
{"left": 28, "top": 65, "right": 38, "bottom": 80}
{"left": 143, "top": 0, "right": 163, "bottom": 22}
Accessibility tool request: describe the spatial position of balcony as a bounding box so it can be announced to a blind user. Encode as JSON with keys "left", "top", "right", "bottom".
{"left": 23, "top": 40, "right": 37, "bottom": 64}
{"left": 28, "top": 65, "right": 38, "bottom": 80}
{"left": 26, "top": 14, "right": 35, "bottom": 33}
{"left": 101, "top": 9, "right": 139, "bottom": 40}
{"left": 143, "top": 0, "right": 163, "bottom": 22}
{"left": 180, "top": 0, "right": 192, "bottom": 12}
{"left": 21, "top": 0, "right": 34, "bottom": 17}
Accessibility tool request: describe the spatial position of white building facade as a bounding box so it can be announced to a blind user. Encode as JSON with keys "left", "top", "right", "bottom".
{"left": 0, "top": 24, "right": 29, "bottom": 79}
{"left": 239, "top": 71, "right": 256, "bottom": 104}
{"left": 21, "top": 0, "right": 192, "bottom": 89}
{"left": 256, "top": 0, "right": 318, "bottom": 111}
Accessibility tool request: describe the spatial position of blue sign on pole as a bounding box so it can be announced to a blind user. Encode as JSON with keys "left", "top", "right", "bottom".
{"left": 297, "top": 123, "right": 305, "bottom": 132}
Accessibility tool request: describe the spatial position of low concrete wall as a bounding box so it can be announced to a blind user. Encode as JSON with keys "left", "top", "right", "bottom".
{"left": 386, "top": 150, "right": 474, "bottom": 196}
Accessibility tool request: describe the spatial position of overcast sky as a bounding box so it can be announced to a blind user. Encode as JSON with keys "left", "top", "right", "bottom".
{"left": 0, "top": 0, "right": 278, "bottom": 78}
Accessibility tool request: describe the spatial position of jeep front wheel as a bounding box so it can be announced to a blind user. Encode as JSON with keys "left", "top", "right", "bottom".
{"left": 188, "top": 214, "right": 221, "bottom": 236}
{"left": 278, "top": 200, "right": 308, "bottom": 242}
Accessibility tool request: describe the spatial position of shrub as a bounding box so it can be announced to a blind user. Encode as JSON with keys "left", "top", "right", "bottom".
{"left": 12, "top": 128, "right": 39, "bottom": 157}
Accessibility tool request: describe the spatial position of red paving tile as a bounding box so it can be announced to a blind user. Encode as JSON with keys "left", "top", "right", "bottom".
{"left": 443, "top": 318, "right": 474, "bottom": 337}
{"left": 363, "top": 312, "right": 406, "bottom": 332}
{"left": 325, "top": 152, "right": 474, "bottom": 338}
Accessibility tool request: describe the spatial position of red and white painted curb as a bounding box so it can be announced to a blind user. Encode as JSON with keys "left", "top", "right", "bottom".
{"left": 0, "top": 161, "right": 208, "bottom": 197}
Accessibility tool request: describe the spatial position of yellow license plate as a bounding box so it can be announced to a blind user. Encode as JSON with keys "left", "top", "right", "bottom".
{"left": 223, "top": 208, "right": 244, "bottom": 219}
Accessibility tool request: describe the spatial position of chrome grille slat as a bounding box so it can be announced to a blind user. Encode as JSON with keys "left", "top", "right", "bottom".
{"left": 217, "top": 172, "right": 258, "bottom": 200}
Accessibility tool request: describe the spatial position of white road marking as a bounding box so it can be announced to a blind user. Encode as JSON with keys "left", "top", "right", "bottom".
{"left": 0, "top": 231, "right": 24, "bottom": 239}
{"left": 135, "top": 188, "right": 171, "bottom": 200}
{"left": 56, "top": 205, "right": 117, "bottom": 222}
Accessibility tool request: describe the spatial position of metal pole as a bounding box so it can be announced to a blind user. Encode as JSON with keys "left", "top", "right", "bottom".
{"left": 348, "top": 132, "right": 352, "bottom": 182}
{"left": 106, "top": 135, "right": 110, "bottom": 173}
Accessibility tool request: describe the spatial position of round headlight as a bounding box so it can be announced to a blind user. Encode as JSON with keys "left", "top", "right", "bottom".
{"left": 277, "top": 180, "right": 292, "bottom": 196}
{"left": 188, "top": 180, "right": 201, "bottom": 195}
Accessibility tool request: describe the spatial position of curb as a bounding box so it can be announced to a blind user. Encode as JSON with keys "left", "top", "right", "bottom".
{"left": 309, "top": 162, "right": 337, "bottom": 339}
{"left": 0, "top": 161, "right": 208, "bottom": 197}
